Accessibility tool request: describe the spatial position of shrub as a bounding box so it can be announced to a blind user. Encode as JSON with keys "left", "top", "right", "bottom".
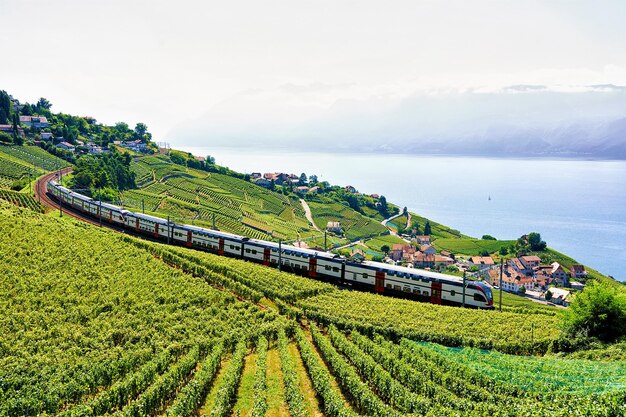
{"left": 560, "top": 282, "right": 626, "bottom": 342}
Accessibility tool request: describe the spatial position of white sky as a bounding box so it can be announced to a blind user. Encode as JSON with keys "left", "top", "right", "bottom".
{"left": 1, "top": 0, "right": 625, "bottom": 143}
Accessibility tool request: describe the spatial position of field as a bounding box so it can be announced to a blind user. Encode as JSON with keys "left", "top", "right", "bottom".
{"left": 2, "top": 201, "right": 626, "bottom": 416}
{"left": 0, "top": 189, "right": 44, "bottom": 212}
{"left": 432, "top": 237, "right": 516, "bottom": 256}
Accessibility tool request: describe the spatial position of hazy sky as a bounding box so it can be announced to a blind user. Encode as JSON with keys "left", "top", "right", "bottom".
{"left": 1, "top": 0, "right": 625, "bottom": 144}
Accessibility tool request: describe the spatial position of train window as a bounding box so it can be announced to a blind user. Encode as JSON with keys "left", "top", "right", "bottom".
{"left": 252, "top": 250, "right": 257, "bottom": 254}
{"left": 474, "top": 293, "right": 486, "bottom": 302}
{"left": 423, "top": 292, "right": 429, "bottom": 297}
{"left": 362, "top": 273, "right": 368, "bottom": 279}
{"left": 393, "top": 285, "right": 401, "bottom": 291}
{"left": 229, "top": 245, "right": 235, "bottom": 249}
{"left": 413, "top": 288, "right": 421, "bottom": 294}
{"left": 245, "top": 249, "right": 251, "bottom": 253}
{"left": 353, "top": 273, "right": 357, "bottom": 280}
{"left": 403, "top": 286, "right": 411, "bottom": 293}
{"left": 332, "top": 267, "right": 339, "bottom": 272}
{"left": 386, "top": 283, "right": 392, "bottom": 289}
{"left": 451, "top": 290, "right": 456, "bottom": 296}
{"left": 302, "top": 266, "right": 307, "bottom": 271}
{"left": 325, "top": 265, "right": 331, "bottom": 271}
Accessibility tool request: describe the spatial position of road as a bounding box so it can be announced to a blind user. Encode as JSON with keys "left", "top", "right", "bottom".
{"left": 300, "top": 198, "right": 321, "bottom": 232}
{"left": 380, "top": 212, "right": 411, "bottom": 243}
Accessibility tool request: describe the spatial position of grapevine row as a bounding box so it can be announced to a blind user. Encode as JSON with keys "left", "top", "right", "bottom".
{"left": 309, "top": 323, "right": 403, "bottom": 417}
{"left": 165, "top": 342, "right": 225, "bottom": 417}
{"left": 251, "top": 336, "right": 268, "bottom": 417}
{"left": 210, "top": 340, "right": 247, "bottom": 417}
{"left": 277, "top": 329, "right": 307, "bottom": 417}
{"left": 294, "top": 328, "right": 359, "bottom": 417}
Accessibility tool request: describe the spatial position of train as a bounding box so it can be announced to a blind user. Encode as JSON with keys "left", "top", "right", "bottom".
{"left": 47, "top": 180, "right": 494, "bottom": 309}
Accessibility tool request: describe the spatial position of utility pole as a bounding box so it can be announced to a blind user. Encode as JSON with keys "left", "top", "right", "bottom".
{"left": 167, "top": 215, "right": 170, "bottom": 244}
{"left": 142, "top": 198, "right": 145, "bottom": 214}
{"left": 278, "top": 239, "right": 282, "bottom": 271}
{"left": 99, "top": 188, "right": 103, "bottom": 227}
{"left": 324, "top": 231, "right": 327, "bottom": 252}
{"left": 212, "top": 212, "right": 216, "bottom": 230}
{"left": 462, "top": 270, "right": 466, "bottom": 307}
{"left": 499, "top": 257, "right": 504, "bottom": 312}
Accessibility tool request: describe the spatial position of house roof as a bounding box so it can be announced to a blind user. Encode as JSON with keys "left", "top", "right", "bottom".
{"left": 59, "top": 141, "right": 75, "bottom": 148}
{"left": 470, "top": 256, "right": 494, "bottom": 265}
{"left": 571, "top": 264, "right": 586, "bottom": 273}
{"left": 521, "top": 255, "right": 541, "bottom": 262}
{"left": 327, "top": 221, "right": 340, "bottom": 228}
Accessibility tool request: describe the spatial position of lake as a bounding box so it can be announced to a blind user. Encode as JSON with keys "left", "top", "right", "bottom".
{"left": 179, "top": 146, "right": 626, "bottom": 280}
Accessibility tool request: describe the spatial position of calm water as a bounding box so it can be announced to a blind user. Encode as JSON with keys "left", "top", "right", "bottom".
{"left": 180, "top": 146, "right": 626, "bottom": 280}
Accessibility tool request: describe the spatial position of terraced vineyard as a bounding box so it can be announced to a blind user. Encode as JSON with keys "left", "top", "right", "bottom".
{"left": 308, "top": 201, "right": 388, "bottom": 241}
{"left": 0, "top": 151, "right": 41, "bottom": 186}
{"left": 124, "top": 156, "right": 319, "bottom": 242}
{"left": 2, "top": 201, "right": 626, "bottom": 417}
{"left": 0, "top": 145, "right": 68, "bottom": 171}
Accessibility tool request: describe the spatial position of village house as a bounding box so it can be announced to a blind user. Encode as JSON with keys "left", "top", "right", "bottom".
{"left": 520, "top": 255, "right": 541, "bottom": 270}
{"left": 250, "top": 172, "right": 262, "bottom": 179}
{"left": 570, "top": 281, "right": 585, "bottom": 291}
{"left": 263, "top": 172, "right": 288, "bottom": 185}
{"left": 308, "top": 186, "right": 320, "bottom": 194}
{"left": 326, "top": 221, "right": 341, "bottom": 234}
{"left": 370, "top": 193, "right": 379, "bottom": 199}
{"left": 412, "top": 252, "right": 435, "bottom": 268}
{"left": 548, "top": 287, "right": 571, "bottom": 306}
{"left": 194, "top": 156, "right": 205, "bottom": 162}
{"left": 40, "top": 132, "right": 53, "bottom": 140}
{"left": 349, "top": 248, "right": 366, "bottom": 262}
{"left": 19, "top": 115, "right": 49, "bottom": 128}
{"left": 550, "top": 262, "right": 569, "bottom": 286}
{"left": 252, "top": 177, "right": 271, "bottom": 188}
{"left": 56, "top": 141, "right": 75, "bottom": 151}
{"left": 434, "top": 254, "right": 454, "bottom": 266}
{"left": 440, "top": 250, "right": 455, "bottom": 260}
{"left": 570, "top": 264, "right": 587, "bottom": 279}
{"left": 345, "top": 185, "right": 357, "bottom": 193}
{"left": 415, "top": 235, "right": 431, "bottom": 245}
{"left": 420, "top": 244, "right": 436, "bottom": 255}
{"left": 0, "top": 124, "right": 24, "bottom": 136}
{"left": 508, "top": 257, "right": 527, "bottom": 274}
{"left": 295, "top": 186, "right": 309, "bottom": 194}
{"left": 470, "top": 256, "right": 495, "bottom": 267}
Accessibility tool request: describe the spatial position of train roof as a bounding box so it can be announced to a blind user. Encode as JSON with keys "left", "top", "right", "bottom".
{"left": 178, "top": 223, "right": 245, "bottom": 240}
{"left": 246, "top": 239, "right": 339, "bottom": 259}
{"left": 363, "top": 260, "right": 464, "bottom": 284}
{"left": 126, "top": 211, "right": 170, "bottom": 224}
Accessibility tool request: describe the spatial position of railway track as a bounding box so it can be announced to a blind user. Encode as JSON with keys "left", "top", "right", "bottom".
{"left": 35, "top": 169, "right": 125, "bottom": 232}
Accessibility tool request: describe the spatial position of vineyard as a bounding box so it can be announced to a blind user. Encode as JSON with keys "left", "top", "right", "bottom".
{"left": 123, "top": 156, "right": 319, "bottom": 242}
{"left": 308, "top": 201, "right": 388, "bottom": 241}
{"left": 0, "top": 189, "right": 44, "bottom": 212}
{"left": 2, "top": 201, "right": 626, "bottom": 416}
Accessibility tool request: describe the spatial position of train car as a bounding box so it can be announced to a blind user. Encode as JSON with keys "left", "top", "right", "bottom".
{"left": 185, "top": 224, "right": 244, "bottom": 255}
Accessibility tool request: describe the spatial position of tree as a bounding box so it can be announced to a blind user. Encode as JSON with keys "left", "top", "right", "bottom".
{"left": 36, "top": 97, "right": 52, "bottom": 110}
{"left": 528, "top": 232, "right": 547, "bottom": 251}
{"left": 479, "top": 250, "right": 490, "bottom": 257}
{"left": 519, "top": 285, "right": 526, "bottom": 294}
{"left": 134, "top": 122, "right": 148, "bottom": 140}
{"left": 545, "top": 290, "right": 553, "bottom": 301}
{"left": 424, "top": 221, "right": 432, "bottom": 235}
{"left": 482, "top": 234, "right": 496, "bottom": 240}
{"left": 309, "top": 174, "right": 318, "bottom": 185}
{"left": 269, "top": 179, "right": 275, "bottom": 191}
{"left": 499, "top": 246, "right": 508, "bottom": 256}
{"left": 403, "top": 206, "right": 408, "bottom": 215}
{"left": 378, "top": 195, "right": 389, "bottom": 218}
{"left": 0, "top": 90, "right": 11, "bottom": 124}
{"left": 561, "top": 281, "right": 626, "bottom": 342}
{"left": 299, "top": 173, "right": 307, "bottom": 185}
{"left": 380, "top": 244, "right": 390, "bottom": 254}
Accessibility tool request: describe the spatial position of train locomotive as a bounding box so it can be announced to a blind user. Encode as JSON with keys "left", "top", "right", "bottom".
{"left": 47, "top": 180, "right": 494, "bottom": 308}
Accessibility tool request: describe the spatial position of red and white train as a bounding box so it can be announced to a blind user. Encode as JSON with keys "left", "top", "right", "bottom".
{"left": 48, "top": 180, "right": 494, "bottom": 308}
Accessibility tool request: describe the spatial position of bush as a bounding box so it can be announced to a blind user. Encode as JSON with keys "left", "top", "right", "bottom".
{"left": 482, "top": 235, "right": 496, "bottom": 240}
{"left": 560, "top": 282, "right": 626, "bottom": 342}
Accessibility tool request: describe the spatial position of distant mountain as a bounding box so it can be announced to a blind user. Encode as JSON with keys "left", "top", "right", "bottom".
{"left": 170, "top": 85, "right": 626, "bottom": 159}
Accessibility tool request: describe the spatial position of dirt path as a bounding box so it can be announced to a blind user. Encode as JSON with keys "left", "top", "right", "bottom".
{"left": 300, "top": 198, "right": 321, "bottom": 232}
